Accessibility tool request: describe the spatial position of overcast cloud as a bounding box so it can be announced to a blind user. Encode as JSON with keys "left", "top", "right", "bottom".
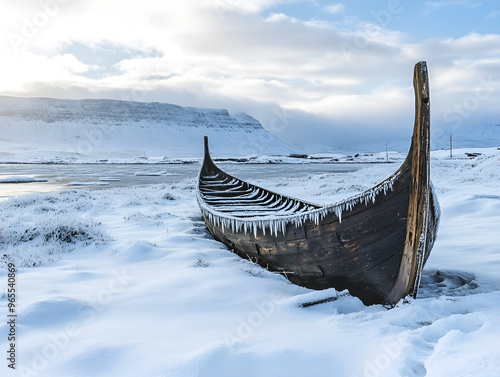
{"left": 0, "top": 0, "right": 499, "bottom": 149}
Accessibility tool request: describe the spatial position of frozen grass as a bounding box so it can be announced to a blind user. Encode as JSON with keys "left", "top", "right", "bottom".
{"left": 0, "top": 191, "right": 109, "bottom": 268}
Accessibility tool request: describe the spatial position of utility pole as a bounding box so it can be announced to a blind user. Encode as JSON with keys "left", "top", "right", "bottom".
{"left": 385, "top": 142, "right": 388, "bottom": 163}
{"left": 450, "top": 134, "right": 453, "bottom": 159}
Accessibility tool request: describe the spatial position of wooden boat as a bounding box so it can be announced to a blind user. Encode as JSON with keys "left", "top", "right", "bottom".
{"left": 197, "top": 62, "right": 439, "bottom": 305}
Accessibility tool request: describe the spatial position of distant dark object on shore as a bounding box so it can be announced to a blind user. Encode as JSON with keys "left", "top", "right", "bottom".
{"left": 465, "top": 152, "right": 482, "bottom": 158}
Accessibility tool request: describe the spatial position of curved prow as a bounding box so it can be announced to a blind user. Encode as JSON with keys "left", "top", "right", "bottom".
{"left": 386, "top": 61, "right": 432, "bottom": 304}
{"left": 204, "top": 136, "right": 210, "bottom": 160}
{"left": 201, "top": 136, "right": 218, "bottom": 177}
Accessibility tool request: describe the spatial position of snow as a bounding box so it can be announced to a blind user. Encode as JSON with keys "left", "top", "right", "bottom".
{"left": 349, "top": 124, "right": 500, "bottom": 153}
{"left": 134, "top": 171, "right": 177, "bottom": 176}
{"left": 0, "top": 176, "right": 48, "bottom": 183}
{"left": 0, "top": 147, "right": 499, "bottom": 377}
{"left": 0, "top": 96, "right": 301, "bottom": 163}
{"left": 67, "top": 182, "right": 110, "bottom": 186}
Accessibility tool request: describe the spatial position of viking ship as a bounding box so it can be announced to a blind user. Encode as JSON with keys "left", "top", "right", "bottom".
{"left": 197, "top": 62, "right": 439, "bottom": 305}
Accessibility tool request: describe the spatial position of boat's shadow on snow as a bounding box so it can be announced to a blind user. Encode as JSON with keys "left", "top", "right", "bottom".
{"left": 417, "top": 269, "right": 479, "bottom": 298}
{"left": 188, "top": 217, "right": 215, "bottom": 239}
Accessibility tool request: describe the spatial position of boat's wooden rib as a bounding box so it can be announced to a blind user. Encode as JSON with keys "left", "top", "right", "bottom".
{"left": 197, "top": 61, "right": 440, "bottom": 306}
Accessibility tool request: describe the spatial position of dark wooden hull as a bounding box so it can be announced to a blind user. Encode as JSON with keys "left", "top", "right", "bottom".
{"left": 197, "top": 62, "right": 439, "bottom": 305}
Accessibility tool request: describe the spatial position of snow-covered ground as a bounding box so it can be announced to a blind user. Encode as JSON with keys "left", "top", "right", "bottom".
{"left": 0, "top": 148, "right": 499, "bottom": 377}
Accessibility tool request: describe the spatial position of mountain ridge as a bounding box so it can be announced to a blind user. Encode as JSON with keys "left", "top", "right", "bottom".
{"left": 0, "top": 96, "right": 299, "bottom": 162}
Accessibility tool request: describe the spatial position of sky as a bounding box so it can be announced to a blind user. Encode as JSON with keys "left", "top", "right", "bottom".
{"left": 0, "top": 0, "right": 499, "bottom": 148}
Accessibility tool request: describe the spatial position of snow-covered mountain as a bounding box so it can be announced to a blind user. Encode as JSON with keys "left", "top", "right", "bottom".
{"left": 437, "top": 123, "right": 500, "bottom": 149}
{"left": 0, "top": 96, "right": 299, "bottom": 163}
{"left": 346, "top": 123, "right": 500, "bottom": 154}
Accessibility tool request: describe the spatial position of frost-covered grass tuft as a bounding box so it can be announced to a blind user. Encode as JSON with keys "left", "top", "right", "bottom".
{"left": 192, "top": 257, "right": 210, "bottom": 268}
{"left": 0, "top": 191, "right": 109, "bottom": 269}
{"left": 162, "top": 193, "right": 177, "bottom": 200}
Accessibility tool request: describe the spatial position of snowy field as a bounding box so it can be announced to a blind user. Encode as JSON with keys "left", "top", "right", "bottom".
{"left": 0, "top": 147, "right": 499, "bottom": 377}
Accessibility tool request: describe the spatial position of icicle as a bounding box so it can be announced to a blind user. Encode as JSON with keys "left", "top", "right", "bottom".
{"left": 196, "top": 168, "right": 402, "bottom": 236}
{"left": 335, "top": 205, "right": 342, "bottom": 223}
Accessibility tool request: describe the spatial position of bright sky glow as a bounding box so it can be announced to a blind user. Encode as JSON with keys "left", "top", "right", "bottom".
{"left": 0, "top": 0, "right": 499, "bottom": 147}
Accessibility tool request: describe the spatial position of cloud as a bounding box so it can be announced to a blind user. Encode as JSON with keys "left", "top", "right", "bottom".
{"left": 325, "top": 3, "right": 345, "bottom": 14}
{"left": 0, "top": 1, "right": 499, "bottom": 150}
{"left": 210, "top": 0, "right": 289, "bottom": 13}
{"left": 424, "top": 0, "right": 481, "bottom": 12}
{"left": 487, "top": 10, "right": 500, "bottom": 18}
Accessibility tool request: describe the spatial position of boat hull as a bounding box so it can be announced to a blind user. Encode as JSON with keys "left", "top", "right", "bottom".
{"left": 197, "top": 62, "right": 439, "bottom": 306}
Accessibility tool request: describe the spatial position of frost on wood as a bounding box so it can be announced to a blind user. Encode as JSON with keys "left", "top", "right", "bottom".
{"left": 197, "top": 169, "right": 403, "bottom": 236}
{"left": 430, "top": 182, "right": 441, "bottom": 232}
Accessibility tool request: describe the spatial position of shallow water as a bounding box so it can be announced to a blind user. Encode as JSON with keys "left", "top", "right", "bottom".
{"left": 0, "top": 162, "right": 369, "bottom": 199}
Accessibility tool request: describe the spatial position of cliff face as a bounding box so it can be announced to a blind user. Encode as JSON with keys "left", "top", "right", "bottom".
{"left": 0, "top": 96, "right": 295, "bottom": 162}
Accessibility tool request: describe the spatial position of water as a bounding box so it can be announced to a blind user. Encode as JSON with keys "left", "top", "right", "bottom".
{"left": 0, "top": 163, "right": 368, "bottom": 200}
